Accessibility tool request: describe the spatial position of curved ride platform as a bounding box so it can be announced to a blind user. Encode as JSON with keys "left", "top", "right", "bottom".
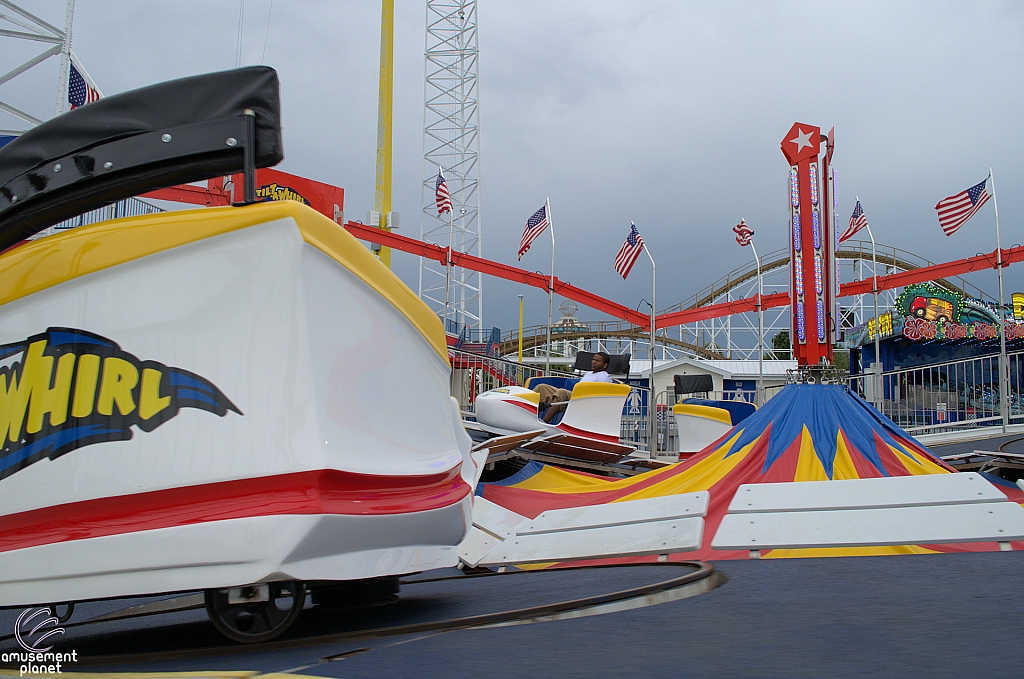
{"left": 479, "top": 384, "right": 1024, "bottom": 562}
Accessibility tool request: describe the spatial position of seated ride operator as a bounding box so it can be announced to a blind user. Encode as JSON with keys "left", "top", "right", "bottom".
{"left": 534, "top": 352, "right": 615, "bottom": 423}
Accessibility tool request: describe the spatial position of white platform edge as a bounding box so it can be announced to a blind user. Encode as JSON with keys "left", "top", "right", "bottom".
{"left": 480, "top": 517, "right": 705, "bottom": 566}
{"left": 519, "top": 492, "right": 710, "bottom": 536}
{"left": 726, "top": 473, "right": 1005, "bottom": 514}
{"left": 711, "top": 502, "right": 1024, "bottom": 550}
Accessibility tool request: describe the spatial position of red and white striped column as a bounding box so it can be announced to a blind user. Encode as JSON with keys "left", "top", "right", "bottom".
{"left": 781, "top": 122, "right": 835, "bottom": 367}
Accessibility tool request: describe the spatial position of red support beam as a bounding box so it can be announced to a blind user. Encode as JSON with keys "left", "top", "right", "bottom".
{"left": 344, "top": 222, "right": 649, "bottom": 327}
{"left": 140, "top": 180, "right": 231, "bottom": 207}
{"left": 838, "top": 246, "right": 1024, "bottom": 297}
{"left": 657, "top": 246, "right": 1024, "bottom": 326}
{"left": 344, "top": 220, "right": 1024, "bottom": 331}
{"left": 655, "top": 292, "right": 793, "bottom": 327}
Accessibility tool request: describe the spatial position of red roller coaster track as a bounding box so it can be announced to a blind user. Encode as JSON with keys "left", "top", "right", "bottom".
{"left": 344, "top": 222, "right": 650, "bottom": 327}
{"left": 344, "top": 222, "right": 1024, "bottom": 331}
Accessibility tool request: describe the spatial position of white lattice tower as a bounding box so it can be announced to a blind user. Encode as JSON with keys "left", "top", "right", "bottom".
{"left": 419, "top": 0, "right": 482, "bottom": 332}
{"left": 0, "top": 0, "right": 76, "bottom": 132}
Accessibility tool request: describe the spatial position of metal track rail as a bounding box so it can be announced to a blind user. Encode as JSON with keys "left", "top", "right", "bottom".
{"left": 32, "top": 562, "right": 723, "bottom": 666}
{"left": 997, "top": 438, "right": 1024, "bottom": 454}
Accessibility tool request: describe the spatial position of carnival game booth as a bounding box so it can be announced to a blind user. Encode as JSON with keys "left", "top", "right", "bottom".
{"left": 0, "top": 68, "right": 476, "bottom": 643}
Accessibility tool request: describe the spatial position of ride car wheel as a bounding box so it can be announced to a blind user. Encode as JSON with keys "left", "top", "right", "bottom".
{"left": 205, "top": 581, "right": 305, "bottom": 644}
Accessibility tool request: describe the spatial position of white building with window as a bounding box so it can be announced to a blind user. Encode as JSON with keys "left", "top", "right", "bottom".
{"left": 632, "top": 358, "right": 798, "bottom": 403}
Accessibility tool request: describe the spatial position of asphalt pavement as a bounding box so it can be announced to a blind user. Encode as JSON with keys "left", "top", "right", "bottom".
{"left": 3, "top": 552, "right": 1022, "bottom": 678}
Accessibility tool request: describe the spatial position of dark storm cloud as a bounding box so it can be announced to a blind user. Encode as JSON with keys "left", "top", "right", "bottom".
{"left": 2, "top": 1, "right": 1022, "bottom": 332}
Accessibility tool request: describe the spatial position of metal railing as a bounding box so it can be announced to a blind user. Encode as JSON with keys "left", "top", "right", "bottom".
{"left": 672, "top": 389, "right": 759, "bottom": 404}
{"left": 848, "top": 349, "right": 1024, "bottom": 436}
{"left": 614, "top": 387, "right": 655, "bottom": 456}
{"left": 450, "top": 348, "right": 574, "bottom": 414}
{"left": 500, "top": 321, "right": 639, "bottom": 345}
{"left": 30, "top": 197, "right": 163, "bottom": 238}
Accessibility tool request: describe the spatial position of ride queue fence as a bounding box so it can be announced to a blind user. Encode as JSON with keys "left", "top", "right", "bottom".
{"left": 31, "top": 197, "right": 164, "bottom": 237}
{"left": 450, "top": 348, "right": 656, "bottom": 454}
{"left": 644, "top": 389, "right": 762, "bottom": 459}
{"left": 847, "top": 348, "right": 1024, "bottom": 437}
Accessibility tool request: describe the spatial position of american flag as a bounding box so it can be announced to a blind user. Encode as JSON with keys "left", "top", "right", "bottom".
{"left": 935, "top": 177, "right": 990, "bottom": 237}
{"left": 435, "top": 169, "right": 452, "bottom": 215}
{"left": 733, "top": 219, "right": 753, "bottom": 247}
{"left": 840, "top": 200, "right": 868, "bottom": 243}
{"left": 518, "top": 205, "right": 548, "bottom": 260}
{"left": 614, "top": 222, "right": 645, "bottom": 279}
{"left": 68, "top": 62, "right": 101, "bottom": 109}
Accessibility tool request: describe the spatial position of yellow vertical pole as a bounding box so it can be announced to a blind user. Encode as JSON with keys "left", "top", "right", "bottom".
{"left": 374, "top": 0, "right": 395, "bottom": 267}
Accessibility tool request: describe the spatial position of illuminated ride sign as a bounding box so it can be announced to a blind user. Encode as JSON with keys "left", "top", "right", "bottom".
{"left": 781, "top": 122, "right": 836, "bottom": 366}
{"left": 841, "top": 282, "right": 1024, "bottom": 348}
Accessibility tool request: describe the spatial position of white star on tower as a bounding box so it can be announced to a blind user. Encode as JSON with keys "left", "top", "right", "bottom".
{"left": 790, "top": 128, "right": 813, "bottom": 152}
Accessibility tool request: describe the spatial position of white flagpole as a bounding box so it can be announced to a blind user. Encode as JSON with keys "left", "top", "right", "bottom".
{"left": 69, "top": 51, "right": 103, "bottom": 97}
{"left": 991, "top": 169, "right": 1009, "bottom": 432}
{"left": 546, "top": 198, "right": 554, "bottom": 376}
{"left": 643, "top": 241, "right": 657, "bottom": 456}
{"left": 860, "top": 198, "right": 881, "bottom": 410}
{"left": 750, "top": 234, "right": 763, "bottom": 406}
{"left": 441, "top": 168, "right": 454, "bottom": 334}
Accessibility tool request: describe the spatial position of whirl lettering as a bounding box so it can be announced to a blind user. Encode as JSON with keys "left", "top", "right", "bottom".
{"left": 255, "top": 183, "right": 310, "bottom": 205}
{"left": 0, "top": 328, "right": 241, "bottom": 481}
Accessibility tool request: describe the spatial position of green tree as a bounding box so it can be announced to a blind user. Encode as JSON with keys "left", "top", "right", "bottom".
{"left": 832, "top": 350, "right": 850, "bottom": 370}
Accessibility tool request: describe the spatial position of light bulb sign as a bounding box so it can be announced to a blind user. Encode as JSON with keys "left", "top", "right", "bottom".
{"left": 781, "top": 122, "right": 836, "bottom": 366}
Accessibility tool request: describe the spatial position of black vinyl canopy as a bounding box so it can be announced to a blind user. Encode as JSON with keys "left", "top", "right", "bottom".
{"left": 574, "top": 351, "right": 631, "bottom": 376}
{"left": 674, "top": 374, "right": 714, "bottom": 395}
{"left": 0, "top": 66, "right": 282, "bottom": 251}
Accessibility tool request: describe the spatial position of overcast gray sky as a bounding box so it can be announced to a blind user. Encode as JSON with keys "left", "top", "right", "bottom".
{"left": 3, "top": 1, "right": 1023, "bottom": 333}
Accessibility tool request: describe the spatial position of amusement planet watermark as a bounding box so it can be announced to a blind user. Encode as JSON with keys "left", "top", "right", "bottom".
{"left": 1, "top": 608, "right": 78, "bottom": 676}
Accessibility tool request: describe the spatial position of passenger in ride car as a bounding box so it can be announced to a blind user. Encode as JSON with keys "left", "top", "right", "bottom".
{"left": 535, "top": 352, "right": 614, "bottom": 423}
{"left": 580, "top": 352, "right": 614, "bottom": 383}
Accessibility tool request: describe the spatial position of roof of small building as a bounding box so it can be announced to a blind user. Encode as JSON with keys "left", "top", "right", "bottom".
{"left": 633, "top": 357, "right": 797, "bottom": 379}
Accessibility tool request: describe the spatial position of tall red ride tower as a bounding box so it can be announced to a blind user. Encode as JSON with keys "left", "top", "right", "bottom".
{"left": 782, "top": 122, "right": 836, "bottom": 366}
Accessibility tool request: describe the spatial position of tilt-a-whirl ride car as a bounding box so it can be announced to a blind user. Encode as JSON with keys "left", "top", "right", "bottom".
{"left": 471, "top": 352, "right": 632, "bottom": 444}
{"left": 0, "top": 67, "right": 479, "bottom": 643}
{"left": 474, "top": 380, "right": 632, "bottom": 443}
{"left": 473, "top": 357, "right": 758, "bottom": 462}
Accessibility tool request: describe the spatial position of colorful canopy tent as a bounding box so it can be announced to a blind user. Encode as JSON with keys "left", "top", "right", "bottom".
{"left": 478, "top": 384, "right": 1024, "bottom": 560}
